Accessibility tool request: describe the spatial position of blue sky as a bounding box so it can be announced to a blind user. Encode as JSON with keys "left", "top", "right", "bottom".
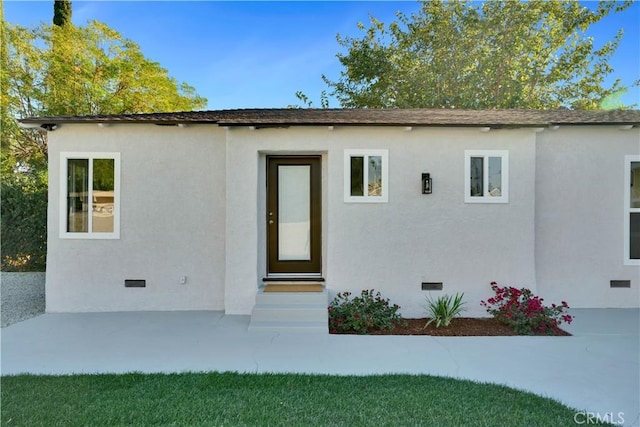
{"left": 5, "top": 0, "right": 640, "bottom": 109}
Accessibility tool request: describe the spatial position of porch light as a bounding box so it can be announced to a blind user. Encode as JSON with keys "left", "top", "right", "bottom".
{"left": 422, "top": 173, "right": 432, "bottom": 194}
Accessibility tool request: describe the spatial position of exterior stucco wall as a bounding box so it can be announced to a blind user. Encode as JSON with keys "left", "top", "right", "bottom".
{"left": 47, "top": 121, "right": 636, "bottom": 316}
{"left": 224, "top": 126, "right": 538, "bottom": 317}
{"left": 46, "top": 124, "right": 226, "bottom": 312}
{"left": 535, "top": 127, "right": 640, "bottom": 308}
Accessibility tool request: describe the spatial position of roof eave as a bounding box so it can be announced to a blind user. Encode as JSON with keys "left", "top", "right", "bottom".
{"left": 217, "top": 122, "right": 550, "bottom": 128}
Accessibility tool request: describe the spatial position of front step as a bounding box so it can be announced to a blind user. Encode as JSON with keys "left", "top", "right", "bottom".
{"left": 256, "top": 290, "right": 329, "bottom": 305}
{"left": 249, "top": 284, "right": 329, "bottom": 333}
{"left": 248, "top": 320, "right": 328, "bottom": 334}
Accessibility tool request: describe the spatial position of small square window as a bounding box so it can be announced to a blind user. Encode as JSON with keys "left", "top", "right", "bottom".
{"left": 344, "top": 149, "right": 388, "bottom": 203}
{"left": 60, "top": 152, "right": 120, "bottom": 239}
{"left": 464, "top": 150, "right": 509, "bottom": 203}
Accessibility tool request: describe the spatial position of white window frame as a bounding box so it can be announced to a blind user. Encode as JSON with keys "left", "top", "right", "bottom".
{"left": 464, "top": 150, "right": 509, "bottom": 204}
{"left": 344, "top": 149, "right": 389, "bottom": 203}
{"left": 60, "top": 152, "right": 121, "bottom": 239}
{"left": 624, "top": 155, "right": 640, "bottom": 265}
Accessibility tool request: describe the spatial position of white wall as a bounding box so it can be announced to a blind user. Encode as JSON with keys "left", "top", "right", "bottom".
{"left": 46, "top": 124, "right": 227, "bottom": 312}
{"left": 224, "top": 126, "right": 538, "bottom": 317}
{"left": 47, "top": 122, "right": 636, "bottom": 317}
{"left": 536, "top": 127, "right": 640, "bottom": 308}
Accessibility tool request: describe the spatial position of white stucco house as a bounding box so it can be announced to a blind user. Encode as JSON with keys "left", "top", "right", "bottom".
{"left": 20, "top": 108, "right": 640, "bottom": 332}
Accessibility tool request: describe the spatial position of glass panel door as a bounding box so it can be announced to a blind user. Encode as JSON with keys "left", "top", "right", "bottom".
{"left": 267, "top": 156, "right": 321, "bottom": 274}
{"left": 278, "top": 165, "right": 311, "bottom": 261}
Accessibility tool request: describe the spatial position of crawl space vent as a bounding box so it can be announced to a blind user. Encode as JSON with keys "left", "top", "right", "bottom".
{"left": 610, "top": 280, "right": 631, "bottom": 288}
{"left": 422, "top": 282, "right": 443, "bottom": 291}
{"left": 125, "top": 280, "right": 146, "bottom": 288}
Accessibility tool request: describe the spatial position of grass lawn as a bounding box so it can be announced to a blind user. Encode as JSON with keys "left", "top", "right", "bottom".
{"left": 1, "top": 372, "right": 608, "bottom": 426}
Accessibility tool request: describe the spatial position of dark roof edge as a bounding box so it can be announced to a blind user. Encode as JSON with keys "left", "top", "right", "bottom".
{"left": 18, "top": 108, "right": 640, "bottom": 128}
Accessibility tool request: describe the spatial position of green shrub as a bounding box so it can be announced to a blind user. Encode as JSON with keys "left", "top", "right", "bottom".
{"left": 481, "top": 282, "right": 573, "bottom": 335}
{"left": 425, "top": 293, "right": 466, "bottom": 328}
{"left": 328, "top": 289, "right": 404, "bottom": 334}
{"left": 1, "top": 171, "right": 47, "bottom": 271}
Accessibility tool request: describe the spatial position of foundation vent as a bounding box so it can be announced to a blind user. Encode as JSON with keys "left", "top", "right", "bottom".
{"left": 422, "top": 282, "right": 443, "bottom": 291}
{"left": 610, "top": 280, "right": 631, "bottom": 288}
{"left": 125, "top": 279, "right": 146, "bottom": 288}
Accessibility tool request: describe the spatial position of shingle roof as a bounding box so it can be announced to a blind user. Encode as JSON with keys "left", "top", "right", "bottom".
{"left": 19, "top": 108, "right": 640, "bottom": 128}
{"left": 21, "top": 111, "right": 219, "bottom": 125}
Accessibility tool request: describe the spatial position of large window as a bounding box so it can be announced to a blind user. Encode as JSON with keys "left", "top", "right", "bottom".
{"left": 344, "top": 149, "right": 389, "bottom": 203}
{"left": 60, "top": 152, "right": 120, "bottom": 239}
{"left": 625, "top": 155, "right": 640, "bottom": 265}
{"left": 464, "top": 150, "right": 509, "bottom": 203}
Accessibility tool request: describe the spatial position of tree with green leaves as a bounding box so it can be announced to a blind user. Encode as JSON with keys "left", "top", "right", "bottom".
{"left": 2, "top": 19, "right": 207, "bottom": 165}
{"left": 53, "top": 0, "right": 72, "bottom": 27}
{"left": 1, "top": 14, "right": 207, "bottom": 271}
{"left": 322, "top": 0, "right": 633, "bottom": 109}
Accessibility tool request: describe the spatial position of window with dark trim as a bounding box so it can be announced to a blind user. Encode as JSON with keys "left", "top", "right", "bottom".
{"left": 344, "top": 149, "right": 388, "bottom": 203}
{"left": 60, "top": 152, "right": 120, "bottom": 239}
{"left": 625, "top": 156, "right": 640, "bottom": 264}
{"left": 465, "top": 150, "right": 509, "bottom": 203}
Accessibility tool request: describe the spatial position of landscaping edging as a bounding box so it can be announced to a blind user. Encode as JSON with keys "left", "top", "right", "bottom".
{"left": 1, "top": 272, "right": 45, "bottom": 327}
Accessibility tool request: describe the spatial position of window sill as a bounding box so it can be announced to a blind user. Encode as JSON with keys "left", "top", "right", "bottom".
{"left": 60, "top": 233, "right": 120, "bottom": 240}
{"left": 464, "top": 198, "right": 509, "bottom": 204}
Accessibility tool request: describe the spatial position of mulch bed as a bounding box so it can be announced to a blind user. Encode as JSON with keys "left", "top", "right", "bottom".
{"left": 334, "top": 317, "right": 571, "bottom": 336}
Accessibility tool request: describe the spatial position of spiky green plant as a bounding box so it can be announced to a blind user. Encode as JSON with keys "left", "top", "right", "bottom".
{"left": 425, "top": 293, "right": 466, "bottom": 328}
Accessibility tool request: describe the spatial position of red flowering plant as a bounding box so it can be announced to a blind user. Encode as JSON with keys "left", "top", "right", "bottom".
{"left": 328, "top": 289, "right": 405, "bottom": 334}
{"left": 481, "top": 282, "right": 573, "bottom": 335}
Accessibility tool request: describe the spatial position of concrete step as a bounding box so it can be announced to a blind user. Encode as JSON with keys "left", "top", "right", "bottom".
{"left": 249, "top": 284, "right": 329, "bottom": 333}
{"left": 256, "top": 289, "right": 329, "bottom": 305}
{"left": 248, "top": 320, "right": 328, "bottom": 333}
{"left": 251, "top": 304, "right": 328, "bottom": 322}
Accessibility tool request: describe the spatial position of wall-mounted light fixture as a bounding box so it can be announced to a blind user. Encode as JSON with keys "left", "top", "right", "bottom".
{"left": 422, "top": 173, "right": 432, "bottom": 194}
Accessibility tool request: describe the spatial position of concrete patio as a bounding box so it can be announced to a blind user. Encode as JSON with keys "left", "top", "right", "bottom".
{"left": 1, "top": 308, "right": 638, "bottom": 426}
